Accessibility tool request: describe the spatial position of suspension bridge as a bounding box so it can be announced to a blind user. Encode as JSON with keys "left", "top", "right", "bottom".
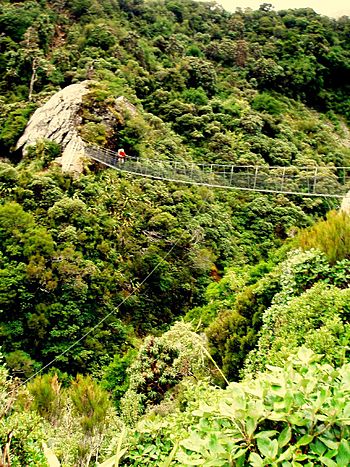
{"left": 85, "top": 145, "right": 350, "bottom": 199}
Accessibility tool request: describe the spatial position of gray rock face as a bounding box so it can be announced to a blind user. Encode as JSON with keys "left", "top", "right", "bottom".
{"left": 115, "top": 96, "right": 137, "bottom": 117}
{"left": 16, "top": 81, "right": 90, "bottom": 172}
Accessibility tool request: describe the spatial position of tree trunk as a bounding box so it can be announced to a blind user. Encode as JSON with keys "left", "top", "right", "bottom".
{"left": 29, "top": 57, "right": 38, "bottom": 102}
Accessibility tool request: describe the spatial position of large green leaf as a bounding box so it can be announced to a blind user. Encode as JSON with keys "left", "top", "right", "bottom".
{"left": 296, "top": 434, "right": 314, "bottom": 447}
{"left": 336, "top": 439, "right": 350, "bottom": 465}
{"left": 319, "top": 457, "right": 338, "bottom": 467}
{"left": 319, "top": 438, "right": 339, "bottom": 450}
{"left": 249, "top": 452, "right": 264, "bottom": 467}
{"left": 278, "top": 426, "right": 292, "bottom": 448}
{"left": 245, "top": 416, "right": 257, "bottom": 437}
{"left": 257, "top": 437, "right": 277, "bottom": 459}
{"left": 255, "top": 431, "right": 278, "bottom": 439}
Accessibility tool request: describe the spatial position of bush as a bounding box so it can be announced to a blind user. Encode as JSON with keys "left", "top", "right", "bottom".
{"left": 120, "top": 322, "right": 210, "bottom": 425}
{"left": 5, "top": 350, "right": 38, "bottom": 379}
{"left": 25, "top": 139, "right": 61, "bottom": 167}
{"left": 0, "top": 356, "right": 48, "bottom": 466}
{"left": 252, "top": 92, "right": 285, "bottom": 115}
{"left": 0, "top": 105, "right": 35, "bottom": 153}
{"left": 298, "top": 211, "right": 350, "bottom": 263}
{"left": 101, "top": 349, "right": 137, "bottom": 408}
{"left": 203, "top": 266, "right": 281, "bottom": 381}
{"left": 117, "top": 349, "right": 350, "bottom": 466}
{"left": 27, "top": 374, "right": 62, "bottom": 423}
{"left": 245, "top": 283, "right": 350, "bottom": 374}
{"left": 84, "top": 23, "right": 117, "bottom": 50}
{"left": 181, "top": 87, "right": 208, "bottom": 105}
{"left": 175, "top": 349, "right": 350, "bottom": 466}
{"left": 80, "top": 122, "right": 108, "bottom": 145}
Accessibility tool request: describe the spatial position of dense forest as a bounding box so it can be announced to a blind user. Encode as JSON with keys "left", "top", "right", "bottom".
{"left": 0, "top": 0, "right": 350, "bottom": 465}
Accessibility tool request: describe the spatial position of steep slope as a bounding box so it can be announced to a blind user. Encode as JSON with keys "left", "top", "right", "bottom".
{"left": 1, "top": 0, "right": 350, "bottom": 377}
{"left": 0, "top": 1, "right": 350, "bottom": 465}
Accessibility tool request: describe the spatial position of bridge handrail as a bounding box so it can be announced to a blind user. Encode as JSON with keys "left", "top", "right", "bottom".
{"left": 86, "top": 145, "right": 350, "bottom": 172}
{"left": 85, "top": 144, "right": 350, "bottom": 198}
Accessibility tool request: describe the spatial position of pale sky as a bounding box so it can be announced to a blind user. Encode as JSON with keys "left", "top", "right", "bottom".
{"left": 215, "top": 1, "right": 350, "bottom": 18}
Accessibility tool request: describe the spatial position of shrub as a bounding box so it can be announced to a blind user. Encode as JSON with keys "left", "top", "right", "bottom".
{"left": 252, "top": 92, "right": 285, "bottom": 115}
{"left": 27, "top": 374, "right": 62, "bottom": 423}
{"left": 80, "top": 122, "right": 108, "bottom": 145}
{"left": 70, "top": 375, "right": 111, "bottom": 436}
{"left": 0, "top": 105, "right": 35, "bottom": 153}
{"left": 120, "top": 322, "right": 210, "bottom": 425}
{"left": 115, "top": 349, "right": 350, "bottom": 466}
{"left": 101, "top": 349, "right": 137, "bottom": 408}
{"left": 84, "top": 23, "right": 117, "bottom": 50}
{"left": 245, "top": 283, "right": 350, "bottom": 374}
{"left": 204, "top": 266, "right": 281, "bottom": 381}
{"left": 181, "top": 87, "right": 208, "bottom": 105}
{"left": 25, "top": 139, "right": 61, "bottom": 167}
{"left": 5, "top": 350, "right": 38, "bottom": 379}
{"left": 175, "top": 349, "right": 350, "bottom": 466}
{"left": 0, "top": 356, "right": 48, "bottom": 466}
{"left": 298, "top": 211, "right": 350, "bottom": 263}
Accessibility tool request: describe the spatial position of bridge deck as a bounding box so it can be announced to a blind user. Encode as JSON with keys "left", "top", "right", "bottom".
{"left": 86, "top": 145, "right": 350, "bottom": 199}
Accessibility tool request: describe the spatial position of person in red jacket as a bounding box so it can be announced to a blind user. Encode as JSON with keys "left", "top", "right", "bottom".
{"left": 117, "top": 148, "right": 127, "bottom": 163}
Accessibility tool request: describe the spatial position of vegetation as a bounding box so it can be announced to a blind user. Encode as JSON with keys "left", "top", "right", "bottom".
{"left": 118, "top": 349, "right": 350, "bottom": 466}
{"left": 0, "top": 0, "right": 350, "bottom": 464}
{"left": 299, "top": 211, "right": 350, "bottom": 263}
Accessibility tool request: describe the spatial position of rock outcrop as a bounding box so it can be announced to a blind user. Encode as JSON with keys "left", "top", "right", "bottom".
{"left": 16, "top": 81, "right": 91, "bottom": 172}
{"left": 115, "top": 96, "right": 137, "bottom": 118}
{"left": 16, "top": 82, "right": 140, "bottom": 173}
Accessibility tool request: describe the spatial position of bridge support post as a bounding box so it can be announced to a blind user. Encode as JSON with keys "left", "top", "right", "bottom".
{"left": 253, "top": 167, "right": 259, "bottom": 189}
{"left": 313, "top": 167, "right": 318, "bottom": 193}
{"left": 280, "top": 167, "right": 286, "bottom": 192}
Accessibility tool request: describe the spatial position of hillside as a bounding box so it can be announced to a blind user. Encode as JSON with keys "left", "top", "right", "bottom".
{"left": 0, "top": 0, "right": 350, "bottom": 465}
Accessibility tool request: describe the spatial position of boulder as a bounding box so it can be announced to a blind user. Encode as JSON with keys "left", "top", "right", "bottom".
{"left": 16, "top": 81, "right": 91, "bottom": 172}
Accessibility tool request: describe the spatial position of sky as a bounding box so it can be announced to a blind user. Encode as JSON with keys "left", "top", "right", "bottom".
{"left": 215, "top": 1, "right": 350, "bottom": 18}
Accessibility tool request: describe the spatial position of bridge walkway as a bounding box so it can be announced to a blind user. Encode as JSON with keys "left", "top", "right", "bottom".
{"left": 85, "top": 145, "right": 350, "bottom": 199}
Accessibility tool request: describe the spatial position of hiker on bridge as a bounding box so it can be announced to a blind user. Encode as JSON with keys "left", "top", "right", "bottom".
{"left": 117, "top": 148, "right": 127, "bottom": 163}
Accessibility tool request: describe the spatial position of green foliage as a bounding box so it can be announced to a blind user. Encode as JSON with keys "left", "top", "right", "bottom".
{"left": 81, "top": 122, "right": 109, "bottom": 145}
{"left": 0, "top": 2, "right": 43, "bottom": 42}
{"left": 246, "top": 282, "right": 350, "bottom": 374}
{"left": 2, "top": 167, "right": 287, "bottom": 375}
{"left": 181, "top": 87, "right": 208, "bottom": 106}
{"left": 71, "top": 374, "right": 111, "bottom": 435}
{"left": 84, "top": 23, "right": 117, "bottom": 50}
{"left": 5, "top": 350, "right": 38, "bottom": 379}
{"left": 198, "top": 245, "right": 350, "bottom": 382}
{"left": 102, "top": 349, "right": 137, "bottom": 408}
{"left": 0, "top": 104, "right": 35, "bottom": 153}
{"left": 252, "top": 92, "right": 285, "bottom": 115}
{"left": 1, "top": 1, "right": 350, "bottom": 463}
{"left": 27, "top": 374, "right": 62, "bottom": 422}
{"left": 0, "top": 356, "right": 48, "bottom": 466}
{"left": 0, "top": 363, "right": 125, "bottom": 467}
{"left": 204, "top": 265, "right": 281, "bottom": 381}
{"left": 26, "top": 139, "right": 61, "bottom": 168}
{"left": 121, "top": 322, "right": 210, "bottom": 425}
{"left": 299, "top": 211, "right": 350, "bottom": 263}
{"left": 116, "top": 349, "right": 350, "bottom": 466}
{"left": 174, "top": 349, "right": 350, "bottom": 466}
